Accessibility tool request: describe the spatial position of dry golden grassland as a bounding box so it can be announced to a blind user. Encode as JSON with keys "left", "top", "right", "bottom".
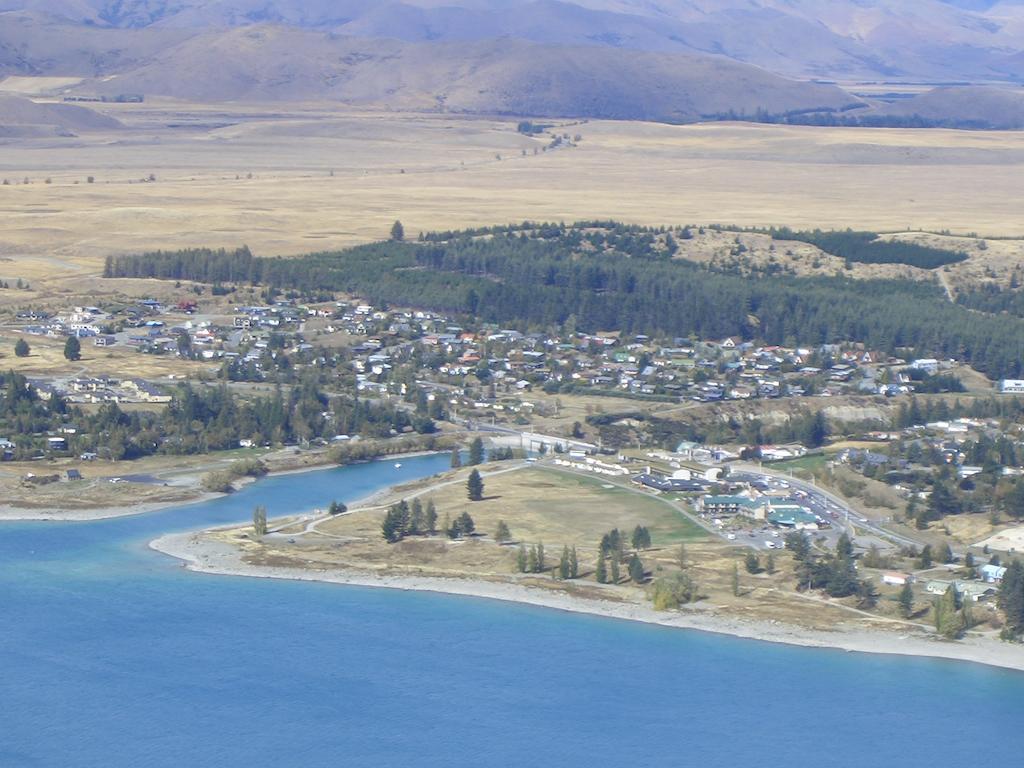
{"left": 0, "top": 331, "right": 215, "bottom": 379}
{"left": 2, "top": 101, "right": 1024, "bottom": 295}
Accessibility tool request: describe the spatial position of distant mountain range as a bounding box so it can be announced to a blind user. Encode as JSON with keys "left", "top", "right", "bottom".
{"left": 5, "top": 0, "right": 1024, "bottom": 81}
{"left": 2, "top": 1, "right": 1024, "bottom": 126}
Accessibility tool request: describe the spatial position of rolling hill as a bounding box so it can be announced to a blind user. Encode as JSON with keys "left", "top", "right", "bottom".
{"left": 1, "top": 1, "right": 1023, "bottom": 126}
{"left": 3, "top": 0, "right": 1024, "bottom": 82}
{"left": 58, "top": 27, "right": 858, "bottom": 122}
{"left": 0, "top": 93, "right": 123, "bottom": 136}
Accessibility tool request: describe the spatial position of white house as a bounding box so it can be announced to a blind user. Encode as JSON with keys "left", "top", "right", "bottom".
{"left": 980, "top": 564, "right": 1007, "bottom": 583}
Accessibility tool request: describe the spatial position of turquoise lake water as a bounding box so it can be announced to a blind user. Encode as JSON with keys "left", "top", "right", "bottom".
{"left": 2, "top": 453, "right": 1022, "bottom": 767}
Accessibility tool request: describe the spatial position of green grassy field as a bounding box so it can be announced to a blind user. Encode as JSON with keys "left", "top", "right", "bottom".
{"left": 764, "top": 453, "right": 830, "bottom": 477}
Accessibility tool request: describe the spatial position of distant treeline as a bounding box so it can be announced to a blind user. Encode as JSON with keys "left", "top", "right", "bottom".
{"left": 768, "top": 228, "right": 967, "bottom": 269}
{"left": 104, "top": 223, "right": 1024, "bottom": 379}
{"left": 705, "top": 107, "right": 1014, "bottom": 131}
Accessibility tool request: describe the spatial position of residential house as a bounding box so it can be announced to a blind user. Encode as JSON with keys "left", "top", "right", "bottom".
{"left": 980, "top": 564, "right": 1007, "bottom": 584}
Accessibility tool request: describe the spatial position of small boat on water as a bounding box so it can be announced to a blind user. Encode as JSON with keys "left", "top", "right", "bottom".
{"left": 394, "top": 462, "right": 402, "bottom": 469}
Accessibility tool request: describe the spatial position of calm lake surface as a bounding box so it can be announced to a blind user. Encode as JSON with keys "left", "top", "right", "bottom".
{"left": 2, "top": 454, "right": 1022, "bottom": 767}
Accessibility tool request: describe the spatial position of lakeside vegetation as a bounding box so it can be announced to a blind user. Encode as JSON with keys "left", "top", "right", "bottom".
{"left": 104, "top": 222, "right": 1024, "bottom": 379}
{"left": 0, "top": 370, "right": 433, "bottom": 461}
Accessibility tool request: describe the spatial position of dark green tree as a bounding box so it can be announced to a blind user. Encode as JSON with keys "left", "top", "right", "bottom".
{"left": 425, "top": 499, "right": 438, "bottom": 533}
{"left": 382, "top": 501, "right": 411, "bottom": 542}
{"left": 452, "top": 510, "right": 475, "bottom": 538}
{"left": 595, "top": 555, "right": 608, "bottom": 583}
{"left": 928, "top": 481, "right": 961, "bottom": 520}
{"left": 898, "top": 581, "right": 915, "bottom": 618}
{"left": 467, "top": 469, "right": 484, "bottom": 501}
{"left": 600, "top": 528, "right": 624, "bottom": 560}
{"left": 409, "top": 498, "right": 425, "bottom": 534}
{"left": 468, "top": 436, "right": 484, "bottom": 466}
{"left": 801, "top": 410, "right": 828, "bottom": 448}
{"left": 14, "top": 338, "right": 29, "bottom": 357}
{"left": 745, "top": 552, "right": 761, "bottom": 574}
{"left": 918, "top": 544, "right": 933, "bottom": 570}
{"left": 516, "top": 543, "right": 528, "bottom": 572}
{"left": 855, "top": 578, "right": 879, "bottom": 610}
{"left": 628, "top": 553, "right": 645, "bottom": 583}
{"left": 559, "top": 546, "right": 571, "bottom": 579}
{"left": 390, "top": 220, "right": 405, "bottom": 242}
{"left": 998, "top": 560, "right": 1024, "bottom": 637}
{"left": 64, "top": 335, "right": 81, "bottom": 361}
{"left": 835, "top": 533, "right": 854, "bottom": 561}
{"left": 940, "top": 542, "right": 955, "bottom": 564}
{"left": 784, "top": 531, "right": 810, "bottom": 561}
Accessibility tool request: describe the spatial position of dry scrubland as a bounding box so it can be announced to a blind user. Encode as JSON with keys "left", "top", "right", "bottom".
{"left": 1, "top": 101, "right": 1024, "bottom": 295}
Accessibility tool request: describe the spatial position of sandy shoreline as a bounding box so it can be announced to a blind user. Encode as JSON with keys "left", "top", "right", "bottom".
{"left": 150, "top": 530, "right": 1024, "bottom": 674}
{"left": 0, "top": 492, "right": 223, "bottom": 522}
{"left": 0, "top": 449, "right": 445, "bottom": 522}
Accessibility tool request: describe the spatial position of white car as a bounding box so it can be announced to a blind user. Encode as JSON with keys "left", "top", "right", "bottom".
{"left": 727, "top": 533, "right": 736, "bottom": 540}
{"left": 765, "top": 541, "right": 777, "bottom": 549}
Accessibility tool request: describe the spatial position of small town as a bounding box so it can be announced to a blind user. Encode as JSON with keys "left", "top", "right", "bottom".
{"left": 5, "top": 4, "right": 1024, "bottom": 763}
{"left": 3, "top": 283, "right": 1022, "bottom": 645}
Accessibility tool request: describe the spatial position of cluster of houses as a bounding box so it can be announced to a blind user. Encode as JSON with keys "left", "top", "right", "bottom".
{"left": 16, "top": 300, "right": 189, "bottom": 342}
{"left": 837, "top": 416, "right": 1024, "bottom": 489}
{"left": 882, "top": 563, "right": 1008, "bottom": 603}
{"left": 232, "top": 303, "right": 304, "bottom": 331}
{"left": 408, "top": 329, "right": 964, "bottom": 404}
{"left": 0, "top": 425, "right": 94, "bottom": 462}
{"left": 31, "top": 376, "right": 172, "bottom": 405}
{"left": 12, "top": 293, "right": 973, "bottom": 412}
